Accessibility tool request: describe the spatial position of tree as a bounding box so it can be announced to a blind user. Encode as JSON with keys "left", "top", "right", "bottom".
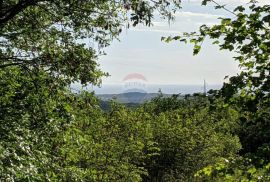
{"left": 0, "top": 66, "right": 74, "bottom": 180}
{"left": 164, "top": 0, "right": 270, "bottom": 99}
{"left": 0, "top": 0, "right": 181, "bottom": 85}
{"left": 142, "top": 95, "right": 241, "bottom": 181}
{"left": 163, "top": 0, "right": 270, "bottom": 178}
{"left": 163, "top": 0, "right": 270, "bottom": 146}
{"left": 0, "top": 1, "right": 183, "bottom": 181}
{"left": 57, "top": 100, "right": 157, "bottom": 181}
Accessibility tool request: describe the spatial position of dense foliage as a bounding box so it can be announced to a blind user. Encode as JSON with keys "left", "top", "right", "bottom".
{"left": 0, "top": 71, "right": 242, "bottom": 181}
{"left": 163, "top": 0, "right": 270, "bottom": 181}
{"left": 0, "top": 0, "right": 270, "bottom": 181}
{"left": 0, "top": 0, "right": 180, "bottom": 84}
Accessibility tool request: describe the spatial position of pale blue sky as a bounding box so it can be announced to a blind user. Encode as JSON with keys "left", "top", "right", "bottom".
{"left": 97, "top": 0, "right": 267, "bottom": 85}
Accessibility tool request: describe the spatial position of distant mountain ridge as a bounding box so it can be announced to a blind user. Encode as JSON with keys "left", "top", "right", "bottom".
{"left": 97, "top": 92, "right": 172, "bottom": 104}
{"left": 71, "top": 84, "right": 222, "bottom": 95}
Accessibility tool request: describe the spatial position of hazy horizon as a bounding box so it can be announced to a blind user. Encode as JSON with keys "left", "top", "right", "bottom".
{"left": 72, "top": 83, "right": 222, "bottom": 95}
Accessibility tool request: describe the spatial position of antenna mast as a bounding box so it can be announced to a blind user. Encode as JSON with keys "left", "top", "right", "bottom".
{"left": 203, "top": 79, "right": 207, "bottom": 95}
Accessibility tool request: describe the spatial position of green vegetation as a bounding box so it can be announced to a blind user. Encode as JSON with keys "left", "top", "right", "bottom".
{"left": 163, "top": 1, "right": 270, "bottom": 181}
{"left": 0, "top": 0, "right": 270, "bottom": 181}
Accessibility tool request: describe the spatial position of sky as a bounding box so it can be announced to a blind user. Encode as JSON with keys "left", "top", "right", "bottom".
{"left": 96, "top": 0, "right": 268, "bottom": 86}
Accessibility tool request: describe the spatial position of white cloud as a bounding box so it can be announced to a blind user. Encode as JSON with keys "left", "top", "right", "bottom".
{"left": 174, "top": 11, "right": 224, "bottom": 19}
{"left": 225, "top": 0, "right": 268, "bottom": 4}
{"left": 130, "top": 27, "right": 180, "bottom": 34}
{"left": 152, "top": 21, "right": 169, "bottom": 27}
{"left": 195, "top": 22, "right": 217, "bottom": 26}
{"left": 182, "top": 0, "right": 268, "bottom": 4}
{"left": 129, "top": 11, "right": 222, "bottom": 34}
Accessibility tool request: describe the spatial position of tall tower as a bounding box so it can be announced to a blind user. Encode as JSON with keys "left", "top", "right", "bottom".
{"left": 203, "top": 79, "right": 207, "bottom": 95}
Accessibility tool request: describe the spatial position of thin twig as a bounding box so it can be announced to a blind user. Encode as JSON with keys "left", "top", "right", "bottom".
{"left": 211, "top": 0, "right": 237, "bottom": 16}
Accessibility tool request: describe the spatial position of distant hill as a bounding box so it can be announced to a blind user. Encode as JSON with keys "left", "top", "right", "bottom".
{"left": 97, "top": 92, "right": 172, "bottom": 104}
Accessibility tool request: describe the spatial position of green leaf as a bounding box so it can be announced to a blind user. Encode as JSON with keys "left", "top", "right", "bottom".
{"left": 193, "top": 45, "right": 201, "bottom": 55}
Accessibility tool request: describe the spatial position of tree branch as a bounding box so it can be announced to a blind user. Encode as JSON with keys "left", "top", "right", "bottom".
{"left": 0, "top": 0, "right": 38, "bottom": 26}
{"left": 211, "top": 0, "right": 237, "bottom": 16}
{"left": 0, "top": 62, "right": 23, "bottom": 68}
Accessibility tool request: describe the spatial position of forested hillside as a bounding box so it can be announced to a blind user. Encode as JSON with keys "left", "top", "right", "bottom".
{"left": 0, "top": 0, "right": 270, "bottom": 181}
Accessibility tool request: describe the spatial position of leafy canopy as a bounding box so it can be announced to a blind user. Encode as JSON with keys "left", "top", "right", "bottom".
{"left": 0, "top": 0, "right": 181, "bottom": 85}
{"left": 163, "top": 0, "right": 270, "bottom": 100}
{"left": 162, "top": 1, "right": 270, "bottom": 180}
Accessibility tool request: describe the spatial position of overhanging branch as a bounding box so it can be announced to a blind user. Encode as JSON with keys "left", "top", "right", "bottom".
{"left": 0, "top": 62, "right": 23, "bottom": 68}
{"left": 0, "top": 0, "right": 39, "bottom": 26}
